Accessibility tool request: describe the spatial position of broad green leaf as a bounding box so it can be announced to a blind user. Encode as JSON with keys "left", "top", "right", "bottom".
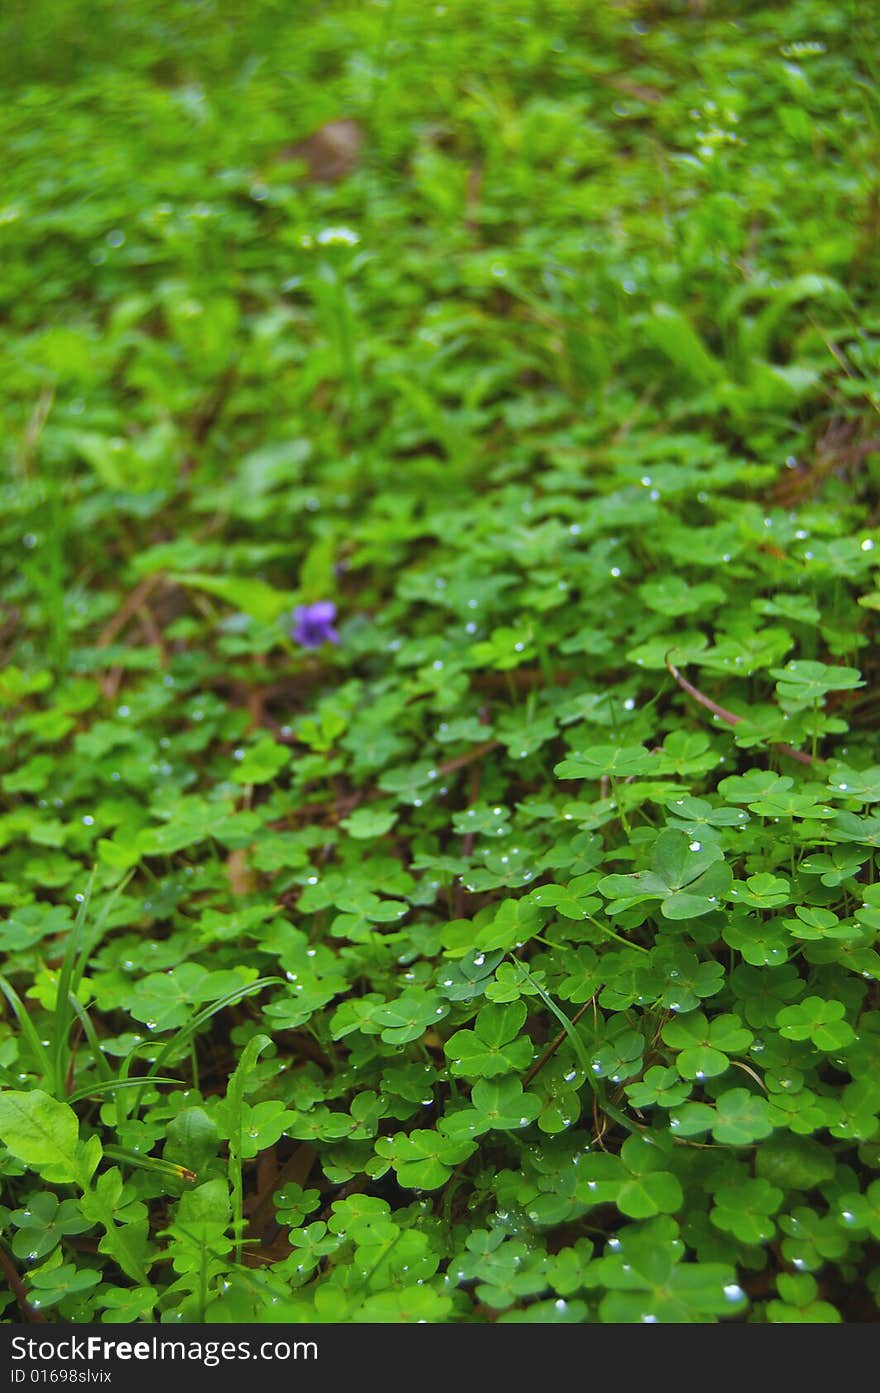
{"left": 0, "top": 1090, "right": 96, "bottom": 1187}
{"left": 170, "top": 572, "right": 297, "bottom": 623}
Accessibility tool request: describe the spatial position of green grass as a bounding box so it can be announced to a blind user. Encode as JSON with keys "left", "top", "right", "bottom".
{"left": 0, "top": 0, "right": 879, "bottom": 1325}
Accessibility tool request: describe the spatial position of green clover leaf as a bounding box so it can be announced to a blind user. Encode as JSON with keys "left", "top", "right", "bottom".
{"left": 825, "top": 765, "right": 880, "bottom": 804}
{"left": 625, "top": 1066, "right": 693, "bottom": 1110}
{"left": 353, "top": 1287, "right": 453, "bottom": 1323}
{"left": 27, "top": 1262, "right": 101, "bottom": 1312}
{"left": 373, "top": 991, "right": 449, "bottom": 1044}
{"left": 575, "top": 1135, "right": 683, "bottom": 1219}
{"left": 711, "top": 1089, "right": 773, "bottom": 1145}
{"left": 769, "top": 659, "right": 863, "bottom": 706}
{"left": 9, "top": 1192, "right": 93, "bottom": 1262}
{"left": 374, "top": 1129, "right": 476, "bottom": 1190}
{"left": 470, "top": 1078, "right": 542, "bottom": 1131}
{"left": 583, "top": 1218, "right": 747, "bottom": 1323}
{"left": 599, "top": 829, "right": 731, "bottom": 920}
{"left": 775, "top": 996, "right": 856, "bottom": 1049}
{"left": 766, "top": 1273, "right": 841, "bottom": 1323}
{"left": 230, "top": 737, "right": 289, "bottom": 784}
{"left": 273, "top": 1183, "right": 322, "bottom": 1229}
{"left": 710, "top": 1178, "right": 783, "bottom": 1245}
{"left": 723, "top": 912, "right": 789, "bottom": 966}
{"left": 554, "top": 744, "right": 656, "bottom": 780}
{"left": 661, "top": 1011, "right": 752, "bottom": 1080}
{"left": 718, "top": 770, "right": 793, "bottom": 805}
{"left": 778, "top": 1206, "right": 850, "bottom": 1271}
{"left": 727, "top": 872, "right": 791, "bottom": 909}
{"left": 339, "top": 806, "right": 398, "bottom": 839}
{"left": 754, "top": 1133, "right": 835, "bottom": 1190}
{"left": 444, "top": 1001, "right": 534, "bottom": 1078}
{"left": 590, "top": 1025, "right": 645, "bottom": 1083}
{"left": 653, "top": 945, "right": 725, "bottom": 1013}
{"left": 528, "top": 873, "right": 602, "bottom": 919}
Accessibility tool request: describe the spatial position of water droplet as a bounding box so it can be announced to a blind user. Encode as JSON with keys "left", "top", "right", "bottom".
{"left": 689, "top": 840, "right": 701, "bottom": 851}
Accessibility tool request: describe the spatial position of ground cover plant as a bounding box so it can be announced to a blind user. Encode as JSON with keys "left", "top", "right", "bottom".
{"left": 1, "top": 0, "right": 879, "bottom": 1326}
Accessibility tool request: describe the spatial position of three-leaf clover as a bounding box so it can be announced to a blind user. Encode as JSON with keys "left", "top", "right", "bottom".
{"left": 775, "top": 997, "right": 856, "bottom": 1050}
{"left": 555, "top": 744, "right": 656, "bottom": 781}
{"left": 769, "top": 659, "right": 863, "bottom": 707}
{"left": 661, "top": 1011, "right": 752, "bottom": 1080}
{"left": 9, "top": 1192, "right": 93, "bottom": 1262}
{"left": 575, "top": 1135, "right": 683, "bottom": 1219}
{"left": 444, "top": 1001, "right": 534, "bottom": 1078}
{"left": 373, "top": 1129, "right": 476, "bottom": 1189}
{"left": 582, "top": 1217, "right": 747, "bottom": 1323}
{"left": 599, "top": 829, "right": 731, "bottom": 920}
{"left": 373, "top": 991, "right": 449, "bottom": 1044}
{"left": 710, "top": 1178, "right": 783, "bottom": 1245}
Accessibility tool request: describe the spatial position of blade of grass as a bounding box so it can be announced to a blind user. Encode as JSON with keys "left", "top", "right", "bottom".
{"left": 508, "top": 956, "right": 643, "bottom": 1137}
{"left": 0, "top": 973, "right": 52, "bottom": 1088}
{"left": 225, "top": 1032, "right": 272, "bottom": 1264}
{"left": 123, "top": 977, "right": 283, "bottom": 1123}
{"left": 103, "top": 1146, "right": 197, "bottom": 1183}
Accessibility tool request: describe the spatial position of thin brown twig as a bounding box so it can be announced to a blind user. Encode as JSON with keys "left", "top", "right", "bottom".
{"left": 97, "top": 573, "right": 166, "bottom": 649}
{"left": 0, "top": 1244, "right": 45, "bottom": 1322}
{"left": 136, "top": 602, "right": 169, "bottom": 668}
{"left": 665, "top": 654, "right": 818, "bottom": 766}
{"left": 522, "top": 998, "right": 595, "bottom": 1087}
{"left": 437, "top": 738, "right": 500, "bottom": 778}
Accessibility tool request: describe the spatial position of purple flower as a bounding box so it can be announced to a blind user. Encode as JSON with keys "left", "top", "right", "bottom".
{"left": 291, "top": 600, "right": 339, "bottom": 649}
